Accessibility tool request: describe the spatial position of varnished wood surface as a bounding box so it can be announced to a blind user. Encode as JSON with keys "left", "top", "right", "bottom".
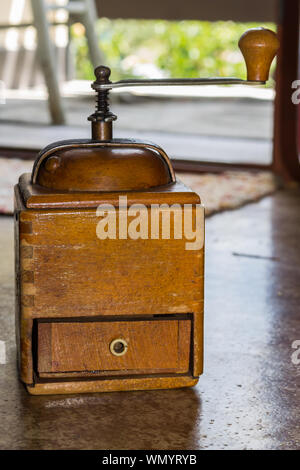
{"left": 18, "top": 173, "right": 200, "bottom": 209}
{"left": 32, "top": 140, "right": 176, "bottom": 189}
{"left": 238, "top": 28, "right": 279, "bottom": 82}
{"left": 18, "top": 208, "right": 203, "bottom": 319}
{"left": 0, "top": 190, "right": 299, "bottom": 448}
{"left": 273, "top": 0, "right": 300, "bottom": 182}
{"left": 37, "top": 319, "right": 191, "bottom": 376}
{"left": 27, "top": 376, "right": 198, "bottom": 396}
{"left": 35, "top": 145, "right": 173, "bottom": 192}
{"left": 15, "top": 177, "right": 204, "bottom": 390}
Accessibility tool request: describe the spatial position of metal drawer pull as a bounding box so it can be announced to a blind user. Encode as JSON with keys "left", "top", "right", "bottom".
{"left": 109, "top": 338, "right": 128, "bottom": 357}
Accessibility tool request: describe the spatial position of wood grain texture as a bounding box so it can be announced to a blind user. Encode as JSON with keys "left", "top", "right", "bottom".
{"left": 15, "top": 186, "right": 35, "bottom": 384}
{"left": 36, "top": 146, "right": 173, "bottom": 192}
{"left": 19, "top": 208, "right": 204, "bottom": 319}
{"left": 238, "top": 27, "right": 279, "bottom": 82}
{"left": 32, "top": 141, "right": 176, "bottom": 187}
{"left": 15, "top": 137, "right": 204, "bottom": 393}
{"left": 26, "top": 376, "right": 199, "bottom": 395}
{"left": 37, "top": 319, "right": 191, "bottom": 376}
{"left": 19, "top": 174, "right": 200, "bottom": 209}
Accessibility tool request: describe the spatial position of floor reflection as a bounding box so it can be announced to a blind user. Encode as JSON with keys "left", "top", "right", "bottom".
{"left": 17, "top": 386, "right": 201, "bottom": 450}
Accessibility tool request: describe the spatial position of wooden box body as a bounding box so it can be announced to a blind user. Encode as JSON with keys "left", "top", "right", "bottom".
{"left": 14, "top": 140, "right": 204, "bottom": 395}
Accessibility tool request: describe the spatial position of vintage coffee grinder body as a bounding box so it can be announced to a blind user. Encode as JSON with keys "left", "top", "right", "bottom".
{"left": 14, "top": 28, "right": 278, "bottom": 395}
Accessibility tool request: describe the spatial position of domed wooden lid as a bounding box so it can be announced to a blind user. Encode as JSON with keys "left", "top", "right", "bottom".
{"left": 31, "top": 139, "right": 175, "bottom": 192}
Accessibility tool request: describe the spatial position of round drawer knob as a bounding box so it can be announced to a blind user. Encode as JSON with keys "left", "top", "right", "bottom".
{"left": 109, "top": 338, "right": 128, "bottom": 357}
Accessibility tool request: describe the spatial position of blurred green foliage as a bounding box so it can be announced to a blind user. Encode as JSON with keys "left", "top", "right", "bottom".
{"left": 71, "top": 19, "right": 276, "bottom": 86}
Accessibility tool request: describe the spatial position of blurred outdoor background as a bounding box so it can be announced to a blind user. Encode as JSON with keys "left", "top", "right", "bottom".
{"left": 71, "top": 19, "right": 276, "bottom": 84}
{"left": 0, "top": 0, "right": 278, "bottom": 171}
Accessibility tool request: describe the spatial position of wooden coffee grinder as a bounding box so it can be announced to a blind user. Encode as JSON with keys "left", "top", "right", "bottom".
{"left": 14, "top": 28, "right": 278, "bottom": 395}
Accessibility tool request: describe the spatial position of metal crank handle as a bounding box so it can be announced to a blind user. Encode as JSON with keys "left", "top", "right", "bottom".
{"left": 92, "top": 27, "right": 279, "bottom": 91}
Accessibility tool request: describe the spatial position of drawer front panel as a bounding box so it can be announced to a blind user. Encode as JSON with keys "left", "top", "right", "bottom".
{"left": 37, "top": 318, "right": 191, "bottom": 377}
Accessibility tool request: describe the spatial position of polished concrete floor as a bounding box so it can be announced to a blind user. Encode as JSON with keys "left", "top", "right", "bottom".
{"left": 0, "top": 189, "right": 299, "bottom": 449}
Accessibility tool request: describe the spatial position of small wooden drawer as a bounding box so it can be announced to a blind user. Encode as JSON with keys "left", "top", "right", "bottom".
{"left": 37, "top": 317, "right": 192, "bottom": 378}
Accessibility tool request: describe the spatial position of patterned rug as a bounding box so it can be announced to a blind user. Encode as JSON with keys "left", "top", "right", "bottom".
{"left": 179, "top": 171, "right": 277, "bottom": 215}
{"left": 0, "top": 157, "right": 277, "bottom": 215}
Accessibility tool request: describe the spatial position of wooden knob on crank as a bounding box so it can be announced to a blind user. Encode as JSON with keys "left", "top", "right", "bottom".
{"left": 238, "top": 27, "right": 279, "bottom": 82}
